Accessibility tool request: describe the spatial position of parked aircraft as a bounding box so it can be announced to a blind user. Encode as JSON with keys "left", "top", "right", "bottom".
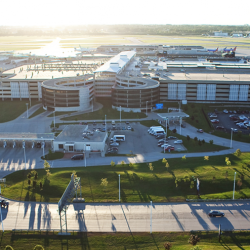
{"left": 223, "top": 47, "right": 237, "bottom": 52}
{"left": 74, "top": 45, "right": 95, "bottom": 53}
{"left": 207, "top": 47, "right": 218, "bottom": 52}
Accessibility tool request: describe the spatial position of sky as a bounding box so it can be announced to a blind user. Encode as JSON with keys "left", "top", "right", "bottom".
{"left": 1, "top": 0, "right": 250, "bottom": 26}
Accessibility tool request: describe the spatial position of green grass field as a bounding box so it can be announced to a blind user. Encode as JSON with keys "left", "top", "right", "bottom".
{"left": 2, "top": 152, "right": 250, "bottom": 203}
{"left": 29, "top": 106, "right": 45, "bottom": 119}
{"left": 1, "top": 35, "right": 249, "bottom": 51}
{"left": 0, "top": 100, "right": 41, "bottom": 123}
{"left": 1, "top": 231, "right": 250, "bottom": 250}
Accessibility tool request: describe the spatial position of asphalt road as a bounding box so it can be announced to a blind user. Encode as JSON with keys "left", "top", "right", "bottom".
{"left": 1, "top": 200, "right": 250, "bottom": 232}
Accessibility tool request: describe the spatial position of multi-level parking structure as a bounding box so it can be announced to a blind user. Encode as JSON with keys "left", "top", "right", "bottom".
{"left": 112, "top": 75, "right": 160, "bottom": 112}
{"left": 41, "top": 74, "right": 94, "bottom": 111}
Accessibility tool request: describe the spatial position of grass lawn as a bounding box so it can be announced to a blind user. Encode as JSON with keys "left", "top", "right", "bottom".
{"left": 29, "top": 106, "right": 45, "bottom": 118}
{"left": 41, "top": 152, "right": 64, "bottom": 160}
{"left": 47, "top": 111, "right": 76, "bottom": 117}
{"left": 0, "top": 100, "right": 41, "bottom": 123}
{"left": 1, "top": 230, "right": 250, "bottom": 250}
{"left": 2, "top": 152, "right": 250, "bottom": 202}
{"left": 61, "top": 98, "right": 147, "bottom": 121}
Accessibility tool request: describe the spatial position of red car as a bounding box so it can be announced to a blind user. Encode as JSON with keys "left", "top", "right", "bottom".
{"left": 211, "top": 119, "right": 219, "bottom": 123}
{"left": 164, "top": 146, "right": 175, "bottom": 152}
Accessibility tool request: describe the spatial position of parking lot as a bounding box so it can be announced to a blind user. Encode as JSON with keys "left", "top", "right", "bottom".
{"left": 208, "top": 110, "right": 250, "bottom": 135}
{"left": 85, "top": 121, "right": 186, "bottom": 155}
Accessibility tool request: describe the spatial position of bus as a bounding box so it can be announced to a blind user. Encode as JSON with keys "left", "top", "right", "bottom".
{"left": 113, "top": 135, "right": 125, "bottom": 142}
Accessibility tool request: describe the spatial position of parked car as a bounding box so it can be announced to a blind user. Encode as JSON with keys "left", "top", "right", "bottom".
{"left": 210, "top": 114, "right": 217, "bottom": 118}
{"left": 197, "top": 129, "right": 203, "bottom": 133}
{"left": 161, "top": 144, "right": 171, "bottom": 148}
{"left": 174, "top": 140, "right": 183, "bottom": 144}
{"left": 127, "top": 126, "right": 131, "bottom": 130}
{"left": 125, "top": 121, "right": 130, "bottom": 124}
{"left": 0, "top": 199, "right": 9, "bottom": 208}
{"left": 156, "top": 134, "right": 165, "bottom": 139}
{"left": 71, "top": 154, "right": 84, "bottom": 160}
{"left": 223, "top": 109, "right": 228, "bottom": 114}
{"left": 164, "top": 146, "right": 175, "bottom": 152}
{"left": 208, "top": 210, "right": 225, "bottom": 217}
{"left": 110, "top": 142, "right": 120, "bottom": 147}
{"left": 216, "top": 126, "right": 225, "bottom": 130}
{"left": 167, "top": 136, "right": 177, "bottom": 139}
{"left": 211, "top": 119, "right": 219, "bottom": 123}
{"left": 158, "top": 139, "right": 168, "bottom": 143}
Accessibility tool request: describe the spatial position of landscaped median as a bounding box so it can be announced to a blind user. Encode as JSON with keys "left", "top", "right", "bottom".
{"left": 2, "top": 230, "right": 250, "bottom": 250}
{"left": 2, "top": 151, "right": 250, "bottom": 202}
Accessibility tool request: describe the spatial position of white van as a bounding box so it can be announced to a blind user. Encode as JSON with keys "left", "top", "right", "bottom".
{"left": 150, "top": 127, "right": 165, "bottom": 135}
{"left": 148, "top": 126, "right": 162, "bottom": 133}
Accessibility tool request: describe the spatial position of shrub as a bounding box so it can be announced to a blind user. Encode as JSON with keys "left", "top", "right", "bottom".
{"left": 33, "top": 245, "right": 44, "bottom": 250}
{"left": 194, "top": 137, "right": 198, "bottom": 142}
{"left": 172, "top": 128, "right": 177, "bottom": 133}
{"left": 235, "top": 149, "right": 242, "bottom": 157}
{"left": 5, "top": 246, "right": 14, "bottom": 250}
{"left": 186, "top": 135, "right": 190, "bottom": 141}
{"left": 33, "top": 180, "right": 37, "bottom": 189}
{"left": 188, "top": 234, "right": 200, "bottom": 246}
{"left": 163, "top": 242, "right": 172, "bottom": 250}
{"left": 209, "top": 140, "right": 213, "bottom": 145}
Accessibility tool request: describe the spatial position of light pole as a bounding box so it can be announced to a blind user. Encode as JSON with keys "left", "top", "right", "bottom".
{"left": 105, "top": 114, "right": 107, "bottom": 131}
{"left": 233, "top": 171, "right": 236, "bottom": 200}
{"left": 180, "top": 117, "right": 182, "bottom": 135}
{"left": 120, "top": 106, "right": 121, "bottom": 123}
{"left": 146, "top": 101, "right": 148, "bottom": 115}
{"left": 0, "top": 205, "right": 4, "bottom": 232}
{"left": 230, "top": 128, "right": 233, "bottom": 148}
{"left": 53, "top": 111, "right": 56, "bottom": 128}
{"left": 26, "top": 103, "right": 29, "bottom": 118}
{"left": 119, "top": 174, "right": 120, "bottom": 202}
{"left": 150, "top": 201, "right": 152, "bottom": 234}
{"left": 84, "top": 144, "right": 86, "bottom": 167}
{"left": 23, "top": 142, "right": 26, "bottom": 170}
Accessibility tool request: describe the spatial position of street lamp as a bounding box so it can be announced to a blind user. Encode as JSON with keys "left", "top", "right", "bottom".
{"left": 26, "top": 103, "right": 29, "bottom": 118}
{"left": 84, "top": 144, "right": 86, "bottom": 167}
{"left": 23, "top": 142, "right": 26, "bottom": 170}
{"left": 53, "top": 111, "right": 56, "bottom": 128}
{"left": 105, "top": 114, "right": 107, "bottom": 131}
{"left": 230, "top": 128, "right": 233, "bottom": 148}
{"left": 146, "top": 101, "right": 149, "bottom": 115}
{"left": 233, "top": 172, "right": 236, "bottom": 200}
{"left": 119, "top": 174, "right": 120, "bottom": 202}
{"left": 120, "top": 106, "right": 121, "bottom": 123}
{"left": 150, "top": 201, "right": 152, "bottom": 234}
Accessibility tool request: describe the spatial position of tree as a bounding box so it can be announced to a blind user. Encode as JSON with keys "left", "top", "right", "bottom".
{"left": 188, "top": 234, "right": 200, "bottom": 246}
{"left": 33, "top": 180, "right": 37, "bottom": 189}
{"left": 190, "top": 181, "right": 194, "bottom": 189}
{"left": 129, "top": 162, "right": 134, "bottom": 167}
{"left": 213, "top": 176, "right": 216, "bottom": 183}
{"left": 120, "top": 160, "right": 125, "bottom": 167}
{"left": 209, "top": 140, "right": 213, "bottom": 145}
{"left": 202, "top": 139, "right": 205, "bottom": 144}
{"left": 44, "top": 160, "right": 51, "bottom": 179}
{"left": 162, "top": 158, "right": 167, "bottom": 163}
{"left": 28, "top": 179, "right": 31, "bottom": 186}
{"left": 198, "top": 140, "right": 202, "bottom": 146}
{"left": 175, "top": 178, "right": 179, "bottom": 188}
{"left": 182, "top": 155, "right": 186, "bottom": 160}
{"left": 235, "top": 149, "right": 242, "bottom": 157}
{"left": 100, "top": 178, "right": 108, "bottom": 188}
{"left": 204, "top": 156, "right": 209, "bottom": 161}
{"left": 194, "top": 137, "right": 198, "bottom": 142}
{"left": 237, "top": 179, "right": 242, "bottom": 191}
{"left": 163, "top": 242, "right": 172, "bottom": 250}
{"left": 39, "top": 182, "right": 43, "bottom": 190}
{"left": 165, "top": 161, "right": 170, "bottom": 170}
{"left": 172, "top": 128, "right": 177, "bottom": 133}
{"left": 110, "top": 160, "right": 115, "bottom": 167}
{"left": 186, "top": 135, "right": 190, "bottom": 141}
{"left": 148, "top": 163, "right": 154, "bottom": 172}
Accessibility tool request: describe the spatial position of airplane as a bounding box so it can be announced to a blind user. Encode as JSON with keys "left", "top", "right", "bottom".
{"left": 207, "top": 47, "right": 218, "bottom": 52}
{"left": 223, "top": 47, "right": 237, "bottom": 52}
{"left": 74, "top": 45, "right": 95, "bottom": 53}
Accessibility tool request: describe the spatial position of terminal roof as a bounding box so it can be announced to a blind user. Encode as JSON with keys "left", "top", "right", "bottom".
{"left": 55, "top": 125, "right": 106, "bottom": 143}
{"left": 0, "top": 133, "right": 54, "bottom": 141}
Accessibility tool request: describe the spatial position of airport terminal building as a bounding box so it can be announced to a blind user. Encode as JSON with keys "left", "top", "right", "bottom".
{"left": 1, "top": 49, "right": 250, "bottom": 113}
